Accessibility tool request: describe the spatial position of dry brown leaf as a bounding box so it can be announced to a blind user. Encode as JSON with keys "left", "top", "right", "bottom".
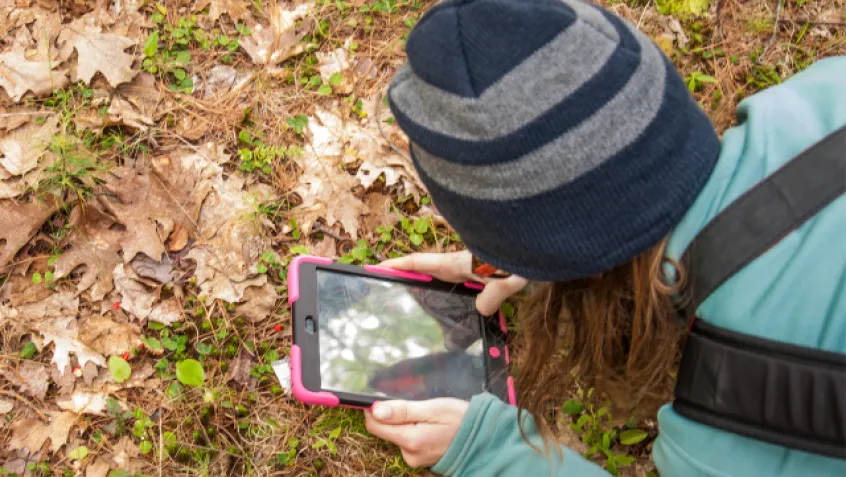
{"left": 317, "top": 46, "right": 352, "bottom": 94}
{"left": 240, "top": 3, "right": 311, "bottom": 66}
{"left": 130, "top": 252, "right": 175, "bottom": 284}
{"left": 197, "top": 65, "right": 253, "bottom": 99}
{"left": 8, "top": 411, "right": 77, "bottom": 454}
{"left": 147, "top": 298, "right": 182, "bottom": 325}
{"left": 113, "top": 263, "right": 156, "bottom": 320}
{"left": 228, "top": 348, "right": 256, "bottom": 387}
{"left": 0, "top": 113, "right": 36, "bottom": 131}
{"left": 1, "top": 361, "right": 50, "bottom": 400}
{"left": 166, "top": 224, "right": 189, "bottom": 251}
{"left": 57, "top": 390, "right": 108, "bottom": 415}
{"left": 110, "top": 436, "right": 144, "bottom": 473}
{"left": 234, "top": 283, "right": 278, "bottom": 322}
{"left": 50, "top": 364, "right": 76, "bottom": 397}
{"left": 200, "top": 0, "right": 251, "bottom": 24}
{"left": 39, "top": 315, "right": 107, "bottom": 374}
{"left": 0, "top": 197, "right": 56, "bottom": 269}
{"left": 51, "top": 203, "right": 123, "bottom": 301}
{"left": 0, "top": 114, "right": 59, "bottom": 177}
{"left": 77, "top": 315, "right": 140, "bottom": 357}
{"left": 184, "top": 164, "right": 272, "bottom": 302}
{"left": 0, "top": 399, "right": 13, "bottom": 414}
{"left": 0, "top": 49, "right": 69, "bottom": 101}
{"left": 85, "top": 457, "right": 111, "bottom": 477}
{"left": 117, "top": 72, "right": 160, "bottom": 119}
{"left": 113, "top": 264, "right": 183, "bottom": 324}
{"left": 311, "top": 236, "right": 337, "bottom": 258}
{"left": 188, "top": 246, "right": 268, "bottom": 302}
{"left": 58, "top": 23, "right": 137, "bottom": 87}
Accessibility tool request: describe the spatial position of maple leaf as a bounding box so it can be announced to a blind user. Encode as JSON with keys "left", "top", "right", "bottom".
{"left": 8, "top": 411, "right": 77, "bottom": 454}
{"left": 0, "top": 50, "right": 69, "bottom": 101}
{"left": 58, "top": 23, "right": 137, "bottom": 87}
{"left": 0, "top": 114, "right": 59, "bottom": 177}
{"left": 0, "top": 197, "right": 57, "bottom": 269}
{"left": 240, "top": 3, "right": 311, "bottom": 66}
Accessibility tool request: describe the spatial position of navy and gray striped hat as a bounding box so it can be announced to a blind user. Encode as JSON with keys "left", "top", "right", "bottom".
{"left": 389, "top": 0, "right": 720, "bottom": 281}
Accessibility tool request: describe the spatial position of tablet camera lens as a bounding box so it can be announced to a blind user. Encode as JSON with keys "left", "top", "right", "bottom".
{"left": 305, "top": 316, "right": 316, "bottom": 334}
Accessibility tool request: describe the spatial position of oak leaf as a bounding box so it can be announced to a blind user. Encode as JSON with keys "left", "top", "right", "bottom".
{"left": 38, "top": 315, "right": 107, "bottom": 374}
{"left": 0, "top": 197, "right": 57, "bottom": 269}
{"left": 51, "top": 204, "right": 123, "bottom": 300}
{"left": 0, "top": 50, "right": 69, "bottom": 101}
{"left": 240, "top": 3, "right": 311, "bottom": 66}
{"left": 0, "top": 114, "right": 59, "bottom": 177}
{"left": 8, "top": 411, "right": 77, "bottom": 454}
{"left": 58, "top": 24, "right": 137, "bottom": 87}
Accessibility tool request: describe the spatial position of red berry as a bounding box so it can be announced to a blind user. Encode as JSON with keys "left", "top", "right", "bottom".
{"left": 274, "top": 324, "right": 283, "bottom": 332}
{"left": 112, "top": 301, "right": 121, "bottom": 310}
{"left": 121, "top": 352, "right": 130, "bottom": 360}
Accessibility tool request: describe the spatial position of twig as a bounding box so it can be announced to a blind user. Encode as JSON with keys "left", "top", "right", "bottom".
{"left": 636, "top": 0, "right": 653, "bottom": 29}
{"left": 779, "top": 18, "right": 846, "bottom": 27}
{"left": 310, "top": 224, "right": 345, "bottom": 241}
{"left": 0, "top": 389, "right": 48, "bottom": 421}
{"left": 758, "top": 0, "right": 784, "bottom": 64}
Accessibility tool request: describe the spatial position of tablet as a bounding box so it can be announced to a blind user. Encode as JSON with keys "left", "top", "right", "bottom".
{"left": 287, "top": 255, "right": 515, "bottom": 409}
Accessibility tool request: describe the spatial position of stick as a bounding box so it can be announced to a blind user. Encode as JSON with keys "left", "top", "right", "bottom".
{"left": 0, "top": 389, "right": 48, "bottom": 421}
{"left": 757, "top": 0, "right": 784, "bottom": 64}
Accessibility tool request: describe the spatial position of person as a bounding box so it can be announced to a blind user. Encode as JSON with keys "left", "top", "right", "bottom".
{"left": 360, "top": 0, "right": 846, "bottom": 475}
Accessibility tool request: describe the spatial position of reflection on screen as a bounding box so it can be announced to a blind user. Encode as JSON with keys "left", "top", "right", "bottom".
{"left": 317, "top": 270, "right": 486, "bottom": 400}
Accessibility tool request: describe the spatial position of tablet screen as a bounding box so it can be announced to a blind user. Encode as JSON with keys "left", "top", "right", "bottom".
{"left": 316, "top": 270, "right": 486, "bottom": 400}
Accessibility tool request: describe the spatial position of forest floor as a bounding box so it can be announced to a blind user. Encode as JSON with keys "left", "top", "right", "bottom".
{"left": 0, "top": 0, "right": 843, "bottom": 476}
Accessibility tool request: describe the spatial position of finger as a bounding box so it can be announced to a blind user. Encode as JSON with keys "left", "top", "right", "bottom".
{"left": 381, "top": 251, "right": 471, "bottom": 282}
{"left": 476, "top": 275, "right": 528, "bottom": 316}
{"left": 370, "top": 400, "right": 433, "bottom": 425}
{"left": 364, "top": 411, "right": 418, "bottom": 447}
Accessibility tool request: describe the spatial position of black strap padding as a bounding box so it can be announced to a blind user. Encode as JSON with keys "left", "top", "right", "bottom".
{"left": 680, "top": 125, "right": 846, "bottom": 319}
{"left": 674, "top": 320, "right": 846, "bottom": 459}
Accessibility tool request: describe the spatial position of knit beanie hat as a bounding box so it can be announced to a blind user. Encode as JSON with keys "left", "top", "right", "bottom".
{"left": 388, "top": 0, "right": 720, "bottom": 281}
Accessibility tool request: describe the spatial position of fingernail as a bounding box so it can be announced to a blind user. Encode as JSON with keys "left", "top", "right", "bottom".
{"left": 373, "top": 404, "right": 391, "bottom": 420}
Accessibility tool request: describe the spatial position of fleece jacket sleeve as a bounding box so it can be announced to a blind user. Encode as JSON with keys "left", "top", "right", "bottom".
{"left": 431, "top": 393, "right": 610, "bottom": 477}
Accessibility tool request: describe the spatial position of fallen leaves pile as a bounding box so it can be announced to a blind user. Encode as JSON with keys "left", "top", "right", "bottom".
{"left": 0, "top": 0, "right": 430, "bottom": 475}
{"left": 1, "top": 0, "right": 843, "bottom": 475}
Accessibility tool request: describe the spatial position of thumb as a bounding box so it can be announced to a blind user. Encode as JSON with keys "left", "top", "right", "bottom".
{"left": 476, "top": 275, "right": 528, "bottom": 316}
{"left": 371, "top": 400, "right": 432, "bottom": 425}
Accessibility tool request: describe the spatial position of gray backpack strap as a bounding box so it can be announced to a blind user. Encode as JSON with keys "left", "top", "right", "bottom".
{"left": 681, "top": 125, "right": 846, "bottom": 319}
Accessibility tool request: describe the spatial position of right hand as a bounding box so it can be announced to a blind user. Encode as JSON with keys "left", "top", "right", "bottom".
{"left": 380, "top": 251, "right": 528, "bottom": 316}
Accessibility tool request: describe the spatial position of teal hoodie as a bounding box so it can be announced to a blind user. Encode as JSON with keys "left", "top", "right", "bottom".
{"left": 431, "top": 56, "right": 846, "bottom": 477}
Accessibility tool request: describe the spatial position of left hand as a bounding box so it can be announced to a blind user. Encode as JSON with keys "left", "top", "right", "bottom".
{"left": 364, "top": 398, "right": 469, "bottom": 468}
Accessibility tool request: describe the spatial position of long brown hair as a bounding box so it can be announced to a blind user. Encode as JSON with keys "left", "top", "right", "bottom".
{"left": 513, "top": 239, "right": 685, "bottom": 446}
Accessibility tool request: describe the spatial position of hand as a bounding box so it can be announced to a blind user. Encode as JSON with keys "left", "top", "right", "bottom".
{"left": 364, "top": 399, "right": 469, "bottom": 468}
{"left": 381, "top": 251, "right": 528, "bottom": 316}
